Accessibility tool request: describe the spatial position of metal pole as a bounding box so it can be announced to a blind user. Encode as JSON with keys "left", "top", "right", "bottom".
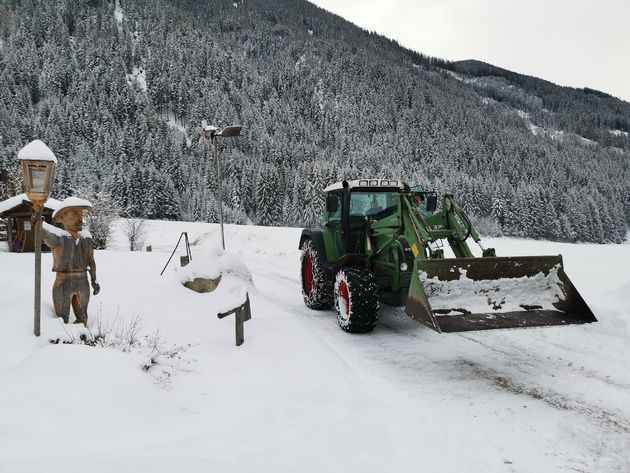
{"left": 184, "top": 232, "right": 192, "bottom": 261}
{"left": 160, "top": 232, "right": 187, "bottom": 276}
{"left": 33, "top": 205, "right": 43, "bottom": 336}
{"left": 214, "top": 136, "right": 225, "bottom": 250}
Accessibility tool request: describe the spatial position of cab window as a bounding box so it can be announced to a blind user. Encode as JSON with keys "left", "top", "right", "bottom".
{"left": 323, "top": 191, "right": 342, "bottom": 224}
{"left": 350, "top": 192, "right": 398, "bottom": 219}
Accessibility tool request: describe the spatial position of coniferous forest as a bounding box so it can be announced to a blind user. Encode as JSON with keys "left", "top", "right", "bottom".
{"left": 0, "top": 0, "right": 629, "bottom": 243}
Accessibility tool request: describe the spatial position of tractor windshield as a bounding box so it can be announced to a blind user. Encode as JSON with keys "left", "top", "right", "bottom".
{"left": 350, "top": 191, "right": 398, "bottom": 219}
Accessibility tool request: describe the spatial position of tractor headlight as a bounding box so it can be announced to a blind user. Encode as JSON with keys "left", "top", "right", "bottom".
{"left": 400, "top": 262, "right": 409, "bottom": 272}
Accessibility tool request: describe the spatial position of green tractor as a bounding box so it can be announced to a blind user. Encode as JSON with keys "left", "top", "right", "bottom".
{"left": 299, "top": 179, "right": 597, "bottom": 333}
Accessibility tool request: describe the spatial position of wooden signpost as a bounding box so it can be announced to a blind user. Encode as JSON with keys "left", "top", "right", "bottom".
{"left": 217, "top": 293, "right": 252, "bottom": 346}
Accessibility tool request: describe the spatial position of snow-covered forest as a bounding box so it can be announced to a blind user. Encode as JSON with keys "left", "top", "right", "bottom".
{"left": 0, "top": 0, "right": 629, "bottom": 243}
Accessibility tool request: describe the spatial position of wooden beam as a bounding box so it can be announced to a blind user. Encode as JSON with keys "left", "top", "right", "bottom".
{"left": 6, "top": 218, "right": 13, "bottom": 252}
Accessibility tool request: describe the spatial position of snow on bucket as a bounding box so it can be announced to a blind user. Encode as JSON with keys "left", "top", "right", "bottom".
{"left": 405, "top": 255, "right": 597, "bottom": 333}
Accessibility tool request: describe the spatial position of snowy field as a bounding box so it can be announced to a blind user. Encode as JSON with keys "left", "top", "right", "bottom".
{"left": 1, "top": 220, "right": 629, "bottom": 473}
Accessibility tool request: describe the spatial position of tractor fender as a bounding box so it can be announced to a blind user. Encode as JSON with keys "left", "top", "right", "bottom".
{"left": 299, "top": 229, "right": 327, "bottom": 259}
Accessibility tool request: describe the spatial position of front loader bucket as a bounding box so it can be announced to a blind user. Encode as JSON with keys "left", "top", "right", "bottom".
{"left": 405, "top": 256, "right": 597, "bottom": 333}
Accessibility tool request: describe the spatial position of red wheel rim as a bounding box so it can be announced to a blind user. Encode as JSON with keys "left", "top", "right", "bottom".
{"left": 338, "top": 280, "right": 350, "bottom": 318}
{"left": 304, "top": 252, "right": 314, "bottom": 295}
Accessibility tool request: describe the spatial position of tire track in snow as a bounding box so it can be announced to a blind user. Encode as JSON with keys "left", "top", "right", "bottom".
{"left": 378, "top": 310, "right": 630, "bottom": 435}
{"left": 249, "top": 257, "right": 630, "bottom": 463}
{"left": 308, "top": 303, "right": 630, "bottom": 442}
{"left": 352, "top": 310, "right": 630, "bottom": 471}
{"left": 456, "top": 359, "right": 630, "bottom": 435}
{"left": 458, "top": 333, "right": 630, "bottom": 391}
{"left": 375, "top": 308, "right": 630, "bottom": 460}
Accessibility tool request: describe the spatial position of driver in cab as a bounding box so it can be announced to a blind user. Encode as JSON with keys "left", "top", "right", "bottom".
{"left": 366, "top": 195, "right": 383, "bottom": 217}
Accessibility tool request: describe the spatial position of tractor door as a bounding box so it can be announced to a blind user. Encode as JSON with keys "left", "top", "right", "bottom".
{"left": 344, "top": 191, "right": 375, "bottom": 254}
{"left": 323, "top": 191, "right": 344, "bottom": 259}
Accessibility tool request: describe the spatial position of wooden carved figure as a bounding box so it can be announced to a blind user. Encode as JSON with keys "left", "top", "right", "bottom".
{"left": 40, "top": 197, "right": 100, "bottom": 324}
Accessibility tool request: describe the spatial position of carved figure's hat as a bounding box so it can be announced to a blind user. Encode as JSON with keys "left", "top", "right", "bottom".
{"left": 52, "top": 197, "right": 93, "bottom": 221}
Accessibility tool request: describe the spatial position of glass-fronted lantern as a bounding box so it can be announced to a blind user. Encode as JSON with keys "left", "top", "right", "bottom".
{"left": 18, "top": 140, "right": 57, "bottom": 203}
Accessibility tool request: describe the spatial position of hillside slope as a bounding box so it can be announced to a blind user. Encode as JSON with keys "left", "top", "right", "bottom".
{"left": 0, "top": 0, "right": 628, "bottom": 242}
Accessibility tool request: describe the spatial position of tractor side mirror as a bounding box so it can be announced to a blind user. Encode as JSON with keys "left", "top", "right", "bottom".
{"left": 326, "top": 194, "right": 339, "bottom": 213}
{"left": 427, "top": 194, "right": 438, "bottom": 213}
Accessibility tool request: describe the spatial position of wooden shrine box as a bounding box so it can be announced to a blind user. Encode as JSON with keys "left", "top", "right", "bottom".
{"left": 0, "top": 194, "right": 60, "bottom": 253}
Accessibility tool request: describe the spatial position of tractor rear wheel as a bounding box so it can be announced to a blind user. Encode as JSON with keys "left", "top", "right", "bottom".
{"left": 301, "top": 239, "right": 333, "bottom": 309}
{"left": 334, "top": 267, "right": 378, "bottom": 333}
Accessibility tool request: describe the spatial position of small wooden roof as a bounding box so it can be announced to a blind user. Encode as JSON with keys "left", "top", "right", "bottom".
{"left": 0, "top": 194, "right": 61, "bottom": 218}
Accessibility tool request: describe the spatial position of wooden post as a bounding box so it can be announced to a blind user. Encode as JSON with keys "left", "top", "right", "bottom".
{"left": 33, "top": 205, "right": 43, "bottom": 336}
{"left": 235, "top": 308, "right": 245, "bottom": 346}
{"left": 7, "top": 218, "right": 14, "bottom": 252}
{"left": 217, "top": 294, "right": 252, "bottom": 346}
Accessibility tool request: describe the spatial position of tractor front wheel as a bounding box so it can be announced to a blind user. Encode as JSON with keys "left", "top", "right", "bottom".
{"left": 334, "top": 267, "right": 378, "bottom": 333}
{"left": 301, "top": 239, "right": 333, "bottom": 309}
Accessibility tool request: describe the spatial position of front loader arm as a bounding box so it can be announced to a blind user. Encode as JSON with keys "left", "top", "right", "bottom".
{"left": 400, "top": 193, "right": 475, "bottom": 259}
{"left": 401, "top": 193, "right": 495, "bottom": 259}
{"left": 443, "top": 195, "right": 496, "bottom": 257}
{"left": 400, "top": 195, "right": 433, "bottom": 258}
{"left": 442, "top": 195, "right": 475, "bottom": 258}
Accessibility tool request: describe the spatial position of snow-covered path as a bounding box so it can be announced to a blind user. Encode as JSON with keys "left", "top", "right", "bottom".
{"left": 247, "top": 235, "right": 630, "bottom": 472}
{"left": 1, "top": 221, "right": 628, "bottom": 472}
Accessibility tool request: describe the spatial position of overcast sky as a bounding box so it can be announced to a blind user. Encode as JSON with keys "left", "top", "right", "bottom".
{"left": 309, "top": 0, "right": 630, "bottom": 103}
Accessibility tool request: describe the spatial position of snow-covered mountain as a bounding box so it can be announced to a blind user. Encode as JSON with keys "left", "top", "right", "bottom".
{"left": 0, "top": 0, "right": 629, "bottom": 242}
{"left": 1, "top": 221, "right": 628, "bottom": 472}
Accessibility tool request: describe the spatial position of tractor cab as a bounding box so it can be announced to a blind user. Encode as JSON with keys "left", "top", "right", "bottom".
{"left": 323, "top": 179, "right": 406, "bottom": 255}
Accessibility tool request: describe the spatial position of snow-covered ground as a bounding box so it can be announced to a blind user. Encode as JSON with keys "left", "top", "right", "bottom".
{"left": 1, "top": 220, "right": 629, "bottom": 473}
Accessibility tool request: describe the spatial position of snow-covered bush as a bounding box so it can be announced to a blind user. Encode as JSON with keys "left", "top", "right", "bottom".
{"left": 123, "top": 218, "right": 147, "bottom": 251}
{"left": 49, "top": 313, "right": 193, "bottom": 385}
{"left": 70, "top": 188, "right": 120, "bottom": 249}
